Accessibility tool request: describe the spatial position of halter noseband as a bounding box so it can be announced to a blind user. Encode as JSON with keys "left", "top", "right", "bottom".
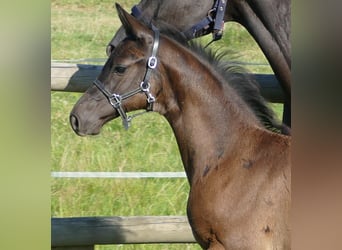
{"left": 93, "top": 25, "right": 160, "bottom": 130}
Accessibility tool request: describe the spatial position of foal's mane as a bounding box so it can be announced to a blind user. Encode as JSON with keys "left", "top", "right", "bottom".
{"left": 194, "top": 46, "right": 284, "bottom": 133}
{"left": 144, "top": 21, "right": 284, "bottom": 133}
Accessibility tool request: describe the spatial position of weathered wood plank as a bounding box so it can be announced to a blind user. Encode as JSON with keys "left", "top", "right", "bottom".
{"left": 51, "top": 63, "right": 102, "bottom": 93}
{"left": 52, "top": 216, "right": 196, "bottom": 248}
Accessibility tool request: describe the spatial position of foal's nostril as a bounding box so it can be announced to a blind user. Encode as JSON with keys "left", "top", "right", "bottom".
{"left": 70, "top": 114, "right": 79, "bottom": 131}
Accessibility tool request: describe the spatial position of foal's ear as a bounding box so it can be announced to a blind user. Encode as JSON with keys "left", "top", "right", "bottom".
{"left": 115, "top": 3, "right": 152, "bottom": 43}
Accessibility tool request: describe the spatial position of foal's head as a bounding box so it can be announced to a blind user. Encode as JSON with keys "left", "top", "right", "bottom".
{"left": 70, "top": 4, "right": 163, "bottom": 135}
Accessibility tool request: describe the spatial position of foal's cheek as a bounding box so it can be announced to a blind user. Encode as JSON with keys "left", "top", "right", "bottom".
{"left": 86, "top": 88, "right": 105, "bottom": 101}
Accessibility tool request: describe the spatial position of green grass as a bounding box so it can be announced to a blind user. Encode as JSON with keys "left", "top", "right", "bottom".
{"left": 51, "top": 1, "right": 282, "bottom": 249}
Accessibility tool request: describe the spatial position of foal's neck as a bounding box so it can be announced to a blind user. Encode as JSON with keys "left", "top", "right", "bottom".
{"left": 157, "top": 37, "right": 264, "bottom": 182}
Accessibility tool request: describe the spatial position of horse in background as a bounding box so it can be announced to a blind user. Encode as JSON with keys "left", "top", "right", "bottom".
{"left": 106, "top": 0, "right": 291, "bottom": 131}
{"left": 70, "top": 4, "right": 291, "bottom": 249}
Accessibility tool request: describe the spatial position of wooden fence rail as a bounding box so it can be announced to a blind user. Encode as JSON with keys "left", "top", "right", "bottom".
{"left": 51, "top": 62, "right": 285, "bottom": 103}
{"left": 52, "top": 216, "right": 196, "bottom": 249}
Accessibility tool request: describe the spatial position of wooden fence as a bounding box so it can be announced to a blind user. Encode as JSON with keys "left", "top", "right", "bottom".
{"left": 52, "top": 216, "right": 196, "bottom": 249}
{"left": 51, "top": 62, "right": 285, "bottom": 103}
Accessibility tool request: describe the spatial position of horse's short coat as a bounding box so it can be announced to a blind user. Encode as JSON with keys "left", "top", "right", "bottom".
{"left": 70, "top": 4, "right": 291, "bottom": 249}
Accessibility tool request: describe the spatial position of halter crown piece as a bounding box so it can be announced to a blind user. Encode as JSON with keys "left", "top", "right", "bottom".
{"left": 93, "top": 25, "right": 160, "bottom": 130}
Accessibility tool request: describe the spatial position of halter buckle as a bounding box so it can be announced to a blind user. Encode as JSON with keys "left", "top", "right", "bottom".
{"left": 109, "top": 94, "right": 122, "bottom": 108}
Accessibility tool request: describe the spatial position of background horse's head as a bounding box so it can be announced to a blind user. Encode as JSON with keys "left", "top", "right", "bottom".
{"left": 106, "top": 0, "right": 214, "bottom": 55}
{"left": 70, "top": 4, "right": 162, "bottom": 136}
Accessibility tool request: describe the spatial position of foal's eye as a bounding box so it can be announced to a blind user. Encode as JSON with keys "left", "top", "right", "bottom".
{"left": 113, "top": 66, "right": 127, "bottom": 74}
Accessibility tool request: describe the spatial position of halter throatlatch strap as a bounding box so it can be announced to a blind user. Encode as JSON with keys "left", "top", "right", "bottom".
{"left": 93, "top": 26, "right": 160, "bottom": 130}
{"left": 182, "top": 0, "right": 227, "bottom": 41}
{"left": 212, "top": 0, "right": 227, "bottom": 41}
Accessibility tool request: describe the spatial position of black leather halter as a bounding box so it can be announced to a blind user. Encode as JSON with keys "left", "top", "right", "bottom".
{"left": 131, "top": 0, "right": 227, "bottom": 41}
{"left": 93, "top": 25, "right": 160, "bottom": 130}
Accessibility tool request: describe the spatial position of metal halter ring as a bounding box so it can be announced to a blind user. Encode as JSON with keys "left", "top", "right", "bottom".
{"left": 148, "top": 56, "right": 157, "bottom": 69}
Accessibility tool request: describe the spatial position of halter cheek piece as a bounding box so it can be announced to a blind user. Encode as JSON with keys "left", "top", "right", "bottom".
{"left": 93, "top": 25, "right": 160, "bottom": 130}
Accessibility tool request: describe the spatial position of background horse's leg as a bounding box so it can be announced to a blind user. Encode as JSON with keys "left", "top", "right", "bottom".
{"left": 283, "top": 101, "right": 291, "bottom": 129}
